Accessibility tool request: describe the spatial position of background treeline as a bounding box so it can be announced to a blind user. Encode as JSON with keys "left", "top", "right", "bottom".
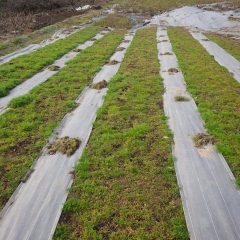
{"left": 0, "top": 0, "right": 97, "bottom": 12}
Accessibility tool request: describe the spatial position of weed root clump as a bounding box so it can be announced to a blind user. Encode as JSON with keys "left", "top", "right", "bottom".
{"left": 116, "top": 47, "right": 125, "bottom": 51}
{"left": 193, "top": 133, "right": 216, "bottom": 148}
{"left": 168, "top": 68, "right": 179, "bottom": 74}
{"left": 108, "top": 59, "right": 120, "bottom": 65}
{"left": 160, "top": 52, "right": 173, "bottom": 56}
{"left": 175, "top": 95, "right": 190, "bottom": 102}
{"left": 73, "top": 48, "right": 82, "bottom": 52}
{"left": 48, "top": 65, "right": 61, "bottom": 71}
{"left": 48, "top": 137, "right": 81, "bottom": 156}
{"left": 91, "top": 80, "right": 108, "bottom": 90}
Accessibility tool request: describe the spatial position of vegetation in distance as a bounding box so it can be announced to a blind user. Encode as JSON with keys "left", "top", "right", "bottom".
{"left": 207, "top": 33, "right": 240, "bottom": 62}
{"left": 0, "top": 30, "right": 124, "bottom": 209}
{"left": 114, "top": 0, "right": 240, "bottom": 14}
{"left": 0, "top": 26, "right": 100, "bottom": 97}
{"left": 95, "top": 14, "right": 132, "bottom": 29}
{"left": 169, "top": 27, "right": 240, "bottom": 186}
{"left": 0, "top": 10, "right": 101, "bottom": 57}
{"left": 54, "top": 27, "right": 188, "bottom": 240}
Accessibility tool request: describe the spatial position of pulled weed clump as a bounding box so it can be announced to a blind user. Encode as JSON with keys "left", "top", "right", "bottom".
{"left": 0, "top": 31, "right": 124, "bottom": 209}
{"left": 108, "top": 59, "right": 120, "bottom": 65}
{"left": 193, "top": 133, "right": 216, "bottom": 148}
{"left": 72, "top": 48, "right": 82, "bottom": 52}
{"left": 169, "top": 27, "right": 240, "bottom": 185}
{"left": 54, "top": 27, "right": 188, "bottom": 240}
{"left": 48, "top": 65, "right": 60, "bottom": 71}
{"left": 48, "top": 137, "right": 81, "bottom": 156}
{"left": 159, "top": 39, "right": 168, "bottom": 43}
{"left": 90, "top": 80, "right": 108, "bottom": 90}
{"left": 175, "top": 95, "right": 190, "bottom": 102}
{"left": 168, "top": 67, "right": 179, "bottom": 74}
{"left": 116, "top": 46, "right": 125, "bottom": 51}
{"left": 0, "top": 26, "right": 100, "bottom": 97}
{"left": 160, "top": 52, "right": 173, "bottom": 55}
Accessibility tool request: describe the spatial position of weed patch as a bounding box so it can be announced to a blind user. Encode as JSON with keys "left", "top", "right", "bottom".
{"left": 169, "top": 27, "right": 240, "bottom": 185}
{"left": 53, "top": 27, "right": 188, "bottom": 240}
{"left": 0, "top": 31, "right": 124, "bottom": 209}
{"left": 0, "top": 26, "right": 100, "bottom": 97}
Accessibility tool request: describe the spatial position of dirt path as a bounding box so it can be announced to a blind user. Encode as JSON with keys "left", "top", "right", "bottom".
{"left": 157, "top": 27, "right": 240, "bottom": 240}
{"left": 0, "top": 30, "right": 109, "bottom": 115}
{"left": 0, "top": 32, "right": 134, "bottom": 240}
{"left": 190, "top": 31, "right": 240, "bottom": 83}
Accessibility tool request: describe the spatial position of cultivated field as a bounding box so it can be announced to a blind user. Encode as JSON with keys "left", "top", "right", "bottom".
{"left": 0, "top": 0, "right": 239, "bottom": 240}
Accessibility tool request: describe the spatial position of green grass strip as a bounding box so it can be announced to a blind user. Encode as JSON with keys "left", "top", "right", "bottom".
{"left": 0, "top": 26, "right": 100, "bottom": 97}
{"left": 207, "top": 33, "right": 240, "bottom": 62}
{"left": 168, "top": 27, "right": 240, "bottom": 185}
{"left": 54, "top": 27, "right": 188, "bottom": 240}
{"left": 0, "top": 30, "right": 124, "bottom": 209}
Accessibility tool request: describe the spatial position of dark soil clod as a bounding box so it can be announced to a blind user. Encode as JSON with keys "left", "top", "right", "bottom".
{"left": 168, "top": 68, "right": 179, "bottom": 74}
{"left": 48, "top": 65, "right": 61, "bottom": 71}
{"left": 90, "top": 80, "right": 108, "bottom": 90}
{"left": 193, "top": 133, "right": 216, "bottom": 148}
{"left": 123, "top": 40, "right": 130, "bottom": 43}
{"left": 175, "top": 95, "right": 190, "bottom": 102}
{"left": 201, "top": 39, "right": 210, "bottom": 41}
{"left": 47, "top": 136, "right": 81, "bottom": 156}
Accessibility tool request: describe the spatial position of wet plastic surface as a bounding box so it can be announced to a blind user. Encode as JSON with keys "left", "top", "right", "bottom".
{"left": 0, "top": 32, "right": 134, "bottom": 240}
{"left": 158, "top": 27, "right": 240, "bottom": 240}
